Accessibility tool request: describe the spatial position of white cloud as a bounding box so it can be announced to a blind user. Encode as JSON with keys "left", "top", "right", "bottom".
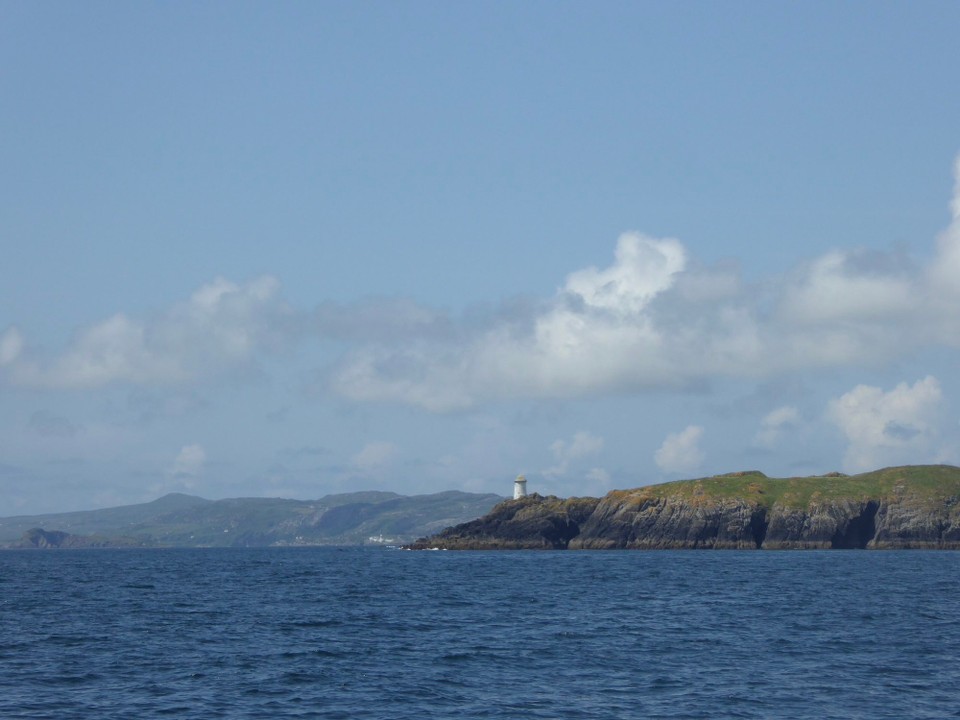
{"left": 332, "top": 348, "right": 476, "bottom": 412}
{"left": 331, "top": 233, "right": 695, "bottom": 410}
{"left": 322, "top": 156, "right": 960, "bottom": 412}
{"left": 6, "top": 276, "right": 290, "bottom": 389}
{"left": 545, "top": 430, "right": 604, "bottom": 477}
{"left": 584, "top": 467, "right": 612, "bottom": 493}
{"left": 152, "top": 443, "right": 207, "bottom": 495}
{"left": 0, "top": 326, "right": 23, "bottom": 366}
{"left": 655, "top": 425, "right": 704, "bottom": 475}
{"left": 8, "top": 157, "right": 960, "bottom": 414}
{"left": 563, "top": 233, "right": 686, "bottom": 314}
{"left": 323, "top": 155, "right": 960, "bottom": 412}
{"left": 928, "top": 155, "right": 960, "bottom": 340}
{"left": 352, "top": 441, "right": 399, "bottom": 471}
{"left": 754, "top": 405, "right": 801, "bottom": 447}
{"left": 586, "top": 467, "right": 610, "bottom": 485}
{"left": 779, "top": 251, "right": 917, "bottom": 327}
{"left": 546, "top": 465, "right": 614, "bottom": 499}
{"left": 769, "top": 246, "right": 929, "bottom": 371}
{"left": 170, "top": 444, "right": 206, "bottom": 478}
{"left": 826, "top": 376, "right": 952, "bottom": 472}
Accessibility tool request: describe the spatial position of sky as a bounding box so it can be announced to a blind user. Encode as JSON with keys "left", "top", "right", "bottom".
{"left": 2, "top": 1, "right": 960, "bottom": 514}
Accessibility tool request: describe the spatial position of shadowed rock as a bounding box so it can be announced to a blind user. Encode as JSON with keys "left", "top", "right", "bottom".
{"left": 407, "top": 494, "right": 600, "bottom": 549}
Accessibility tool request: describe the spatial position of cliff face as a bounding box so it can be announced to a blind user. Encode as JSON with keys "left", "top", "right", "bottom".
{"left": 15, "top": 528, "right": 146, "bottom": 549}
{"left": 411, "top": 465, "right": 960, "bottom": 550}
{"left": 571, "top": 496, "right": 767, "bottom": 549}
{"left": 407, "top": 494, "right": 600, "bottom": 549}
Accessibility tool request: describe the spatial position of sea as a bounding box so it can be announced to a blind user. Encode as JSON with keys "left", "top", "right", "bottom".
{"left": 1, "top": 548, "right": 958, "bottom": 719}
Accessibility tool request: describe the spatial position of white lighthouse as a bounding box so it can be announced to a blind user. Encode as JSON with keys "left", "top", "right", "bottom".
{"left": 513, "top": 474, "right": 528, "bottom": 500}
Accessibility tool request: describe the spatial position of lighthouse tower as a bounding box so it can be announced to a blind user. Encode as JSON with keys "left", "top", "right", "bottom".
{"left": 513, "top": 474, "right": 528, "bottom": 500}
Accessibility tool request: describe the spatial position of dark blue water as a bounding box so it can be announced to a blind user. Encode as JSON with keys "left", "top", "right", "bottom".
{"left": 2, "top": 549, "right": 958, "bottom": 719}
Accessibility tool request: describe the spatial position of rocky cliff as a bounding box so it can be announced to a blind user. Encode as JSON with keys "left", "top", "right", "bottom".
{"left": 410, "top": 465, "right": 960, "bottom": 550}
{"left": 407, "top": 494, "right": 600, "bottom": 549}
{"left": 15, "top": 528, "right": 147, "bottom": 549}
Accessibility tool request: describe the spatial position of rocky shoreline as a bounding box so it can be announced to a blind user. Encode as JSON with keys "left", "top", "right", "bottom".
{"left": 408, "top": 465, "right": 960, "bottom": 550}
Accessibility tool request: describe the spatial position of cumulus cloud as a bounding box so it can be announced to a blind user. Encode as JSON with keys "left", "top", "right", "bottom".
{"left": 584, "top": 467, "right": 612, "bottom": 494}
{"left": 331, "top": 233, "right": 697, "bottom": 410}
{"left": 771, "top": 248, "right": 928, "bottom": 369}
{"left": 655, "top": 425, "right": 704, "bottom": 475}
{"left": 544, "top": 430, "right": 605, "bottom": 477}
{"left": 320, "top": 155, "right": 960, "bottom": 412}
{"left": 826, "top": 376, "right": 952, "bottom": 472}
{"left": 8, "top": 157, "right": 960, "bottom": 412}
{"left": 563, "top": 234, "right": 686, "bottom": 314}
{"left": 153, "top": 443, "right": 208, "bottom": 495}
{"left": 0, "top": 326, "right": 23, "bottom": 366}
{"left": 352, "top": 441, "right": 399, "bottom": 472}
{"left": 6, "top": 276, "right": 290, "bottom": 389}
{"left": 586, "top": 467, "right": 610, "bottom": 484}
{"left": 928, "top": 155, "right": 960, "bottom": 339}
{"left": 778, "top": 251, "right": 917, "bottom": 327}
{"left": 170, "top": 444, "right": 206, "bottom": 479}
{"left": 754, "top": 405, "right": 801, "bottom": 448}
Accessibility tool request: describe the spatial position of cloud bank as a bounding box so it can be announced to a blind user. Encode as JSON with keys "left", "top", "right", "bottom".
{"left": 754, "top": 406, "right": 801, "bottom": 448}
{"left": 655, "top": 425, "right": 705, "bottom": 475}
{"left": 167, "top": 444, "right": 207, "bottom": 487}
{"left": 4, "top": 157, "right": 960, "bottom": 417}
{"left": 4, "top": 277, "right": 291, "bottom": 389}
{"left": 323, "top": 158, "right": 960, "bottom": 411}
{"left": 545, "top": 430, "right": 605, "bottom": 478}
{"left": 827, "top": 376, "right": 951, "bottom": 472}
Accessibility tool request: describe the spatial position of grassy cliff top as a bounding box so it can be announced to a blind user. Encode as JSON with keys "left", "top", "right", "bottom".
{"left": 608, "top": 465, "right": 960, "bottom": 509}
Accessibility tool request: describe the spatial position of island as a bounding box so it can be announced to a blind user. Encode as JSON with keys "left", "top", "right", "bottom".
{"left": 407, "top": 465, "right": 960, "bottom": 550}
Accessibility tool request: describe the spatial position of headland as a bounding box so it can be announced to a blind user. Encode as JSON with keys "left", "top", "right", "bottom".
{"left": 408, "top": 465, "right": 960, "bottom": 550}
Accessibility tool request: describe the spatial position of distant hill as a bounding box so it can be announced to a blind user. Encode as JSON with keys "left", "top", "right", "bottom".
{"left": 0, "top": 490, "right": 504, "bottom": 548}
{"left": 409, "top": 465, "right": 960, "bottom": 550}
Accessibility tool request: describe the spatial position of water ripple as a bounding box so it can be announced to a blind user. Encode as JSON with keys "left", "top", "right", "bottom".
{"left": 1, "top": 548, "right": 959, "bottom": 718}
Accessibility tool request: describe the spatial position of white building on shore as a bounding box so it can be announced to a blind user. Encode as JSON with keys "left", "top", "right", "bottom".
{"left": 513, "top": 474, "right": 528, "bottom": 500}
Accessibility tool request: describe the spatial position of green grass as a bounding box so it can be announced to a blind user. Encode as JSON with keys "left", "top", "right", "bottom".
{"left": 613, "top": 465, "right": 960, "bottom": 509}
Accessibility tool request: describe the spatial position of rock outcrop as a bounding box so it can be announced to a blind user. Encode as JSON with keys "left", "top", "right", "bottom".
{"left": 410, "top": 465, "right": 960, "bottom": 550}
{"left": 14, "top": 528, "right": 146, "bottom": 549}
{"left": 571, "top": 495, "right": 767, "bottom": 549}
{"left": 407, "top": 494, "right": 600, "bottom": 549}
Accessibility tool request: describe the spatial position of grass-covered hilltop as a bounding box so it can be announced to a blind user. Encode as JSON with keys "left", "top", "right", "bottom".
{"left": 408, "top": 465, "right": 960, "bottom": 550}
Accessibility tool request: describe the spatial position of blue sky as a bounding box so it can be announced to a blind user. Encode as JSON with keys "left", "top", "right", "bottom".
{"left": 2, "top": 1, "right": 960, "bottom": 514}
